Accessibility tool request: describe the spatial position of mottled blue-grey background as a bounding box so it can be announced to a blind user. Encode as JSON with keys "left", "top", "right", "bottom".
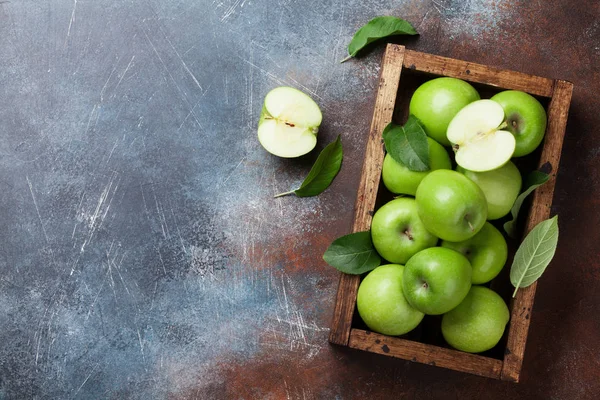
{"left": 1, "top": 1, "right": 599, "bottom": 399}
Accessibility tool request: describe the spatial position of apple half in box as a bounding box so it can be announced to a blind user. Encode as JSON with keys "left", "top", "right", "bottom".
{"left": 328, "top": 44, "right": 572, "bottom": 382}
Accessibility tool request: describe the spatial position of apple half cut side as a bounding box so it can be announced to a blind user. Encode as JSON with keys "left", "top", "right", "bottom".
{"left": 447, "top": 99, "right": 516, "bottom": 172}
{"left": 257, "top": 87, "right": 322, "bottom": 158}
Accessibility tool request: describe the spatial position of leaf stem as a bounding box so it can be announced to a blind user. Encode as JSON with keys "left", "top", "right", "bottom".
{"left": 339, "top": 55, "right": 353, "bottom": 63}
{"left": 498, "top": 121, "right": 508, "bottom": 130}
{"left": 274, "top": 190, "right": 296, "bottom": 198}
{"left": 512, "top": 286, "right": 519, "bottom": 298}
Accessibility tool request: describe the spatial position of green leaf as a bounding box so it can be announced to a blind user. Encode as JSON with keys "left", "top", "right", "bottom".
{"left": 341, "top": 16, "right": 418, "bottom": 62}
{"left": 503, "top": 171, "right": 550, "bottom": 238}
{"left": 510, "top": 216, "right": 559, "bottom": 298}
{"left": 323, "top": 231, "right": 381, "bottom": 275}
{"left": 275, "top": 135, "right": 343, "bottom": 198}
{"left": 382, "top": 115, "right": 429, "bottom": 172}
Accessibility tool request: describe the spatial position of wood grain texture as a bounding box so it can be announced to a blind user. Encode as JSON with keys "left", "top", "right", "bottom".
{"left": 501, "top": 79, "right": 573, "bottom": 382}
{"left": 349, "top": 329, "right": 503, "bottom": 379}
{"left": 329, "top": 44, "right": 405, "bottom": 346}
{"left": 403, "top": 50, "right": 555, "bottom": 97}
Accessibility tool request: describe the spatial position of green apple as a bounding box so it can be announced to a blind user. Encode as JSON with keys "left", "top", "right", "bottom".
{"left": 257, "top": 87, "right": 322, "bottom": 158}
{"left": 447, "top": 99, "right": 516, "bottom": 172}
{"left": 491, "top": 90, "right": 547, "bottom": 157}
{"left": 371, "top": 198, "right": 438, "bottom": 264}
{"left": 382, "top": 137, "right": 452, "bottom": 196}
{"left": 402, "top": 247, "right": 472, "bottom": 315}
{"left": 357, "top": 264, "right": 424, "bottom": 336}
{"left": 415, "top": 170, "right": 487, "bottom": 242}
{"left": 457, "top": 161, "right": 522, "bottom": 220}
{"left": 409, "top": 77, "right": 480, "bottom": 146}
{"left": 441, "top": 286, "right": 510, "bottom": 353}
{"left": 441, "top": 222, "right": 508, "bottom": 284}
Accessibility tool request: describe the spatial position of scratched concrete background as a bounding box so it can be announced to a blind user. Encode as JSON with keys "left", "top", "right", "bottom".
{"left": 0, "top": 0, "right": 599, "bottom": 399}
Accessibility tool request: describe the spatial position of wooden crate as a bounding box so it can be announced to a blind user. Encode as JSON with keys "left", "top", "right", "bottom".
{"left": 329, "top": 44, "right": 573, "bottom": 381}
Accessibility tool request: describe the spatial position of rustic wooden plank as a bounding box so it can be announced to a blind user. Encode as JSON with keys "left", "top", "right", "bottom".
{"left": 349, "top": 329, "right": 503, "bottom": 379}
{"left": 403, "top": 50, "right": 555, "bottom": 98}
{"left": 501, "top": 79, "right": 573, "bottom": 382}
{"left": 329, "top": 44, "right": 405, "bottom": 346}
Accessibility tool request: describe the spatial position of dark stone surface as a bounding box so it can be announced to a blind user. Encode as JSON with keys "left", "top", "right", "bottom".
{"left": 0, "top": 0, "right": 598, "bottom": 399}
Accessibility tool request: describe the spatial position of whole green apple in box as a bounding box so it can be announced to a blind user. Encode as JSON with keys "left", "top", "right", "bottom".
{"left": 416, "top": 170, "right": 487, "bottom": 242}
{"left": 442, "top": 222, "right": 508, "bottom": 284}
{"left": 442, "top": 286, "right": 510, "bottom": 353}
{"left": 409, "top": 77, "right": 480, "bottom": 146}
{"left": 457, "top": 161, "right": 522, "bottom": 220}
{"left": 402, "top": 247, "right": 472, "bottom": 315}
{"left": 382, "top": 137, "right": 452, "bottom": 196}
{"left": 371, "top": 198, "right": 438, "bottom": 265}
{"left": 357, "top": 264, "right": 424, "bottom": 336}
{"left": 491, "top": 90, "right": 547, "bottom": 157}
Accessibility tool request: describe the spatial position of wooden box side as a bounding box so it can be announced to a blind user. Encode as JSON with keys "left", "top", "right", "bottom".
{"left": 501, "top": 79, "right": 573, "bottom": 382}
{"left": 403, "top": 50, "right": 555, "bottom": 98}
{"left": 329, "top": 44, "right": 406, "bottom": 346}
{"left": 348, "top": 329, "right": 503, "bottom": 379}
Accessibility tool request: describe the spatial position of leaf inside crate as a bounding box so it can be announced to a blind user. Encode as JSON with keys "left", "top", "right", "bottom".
{"left": 382, "top": 115, "right": 429, "bottom": 172}
{"left": 504, "top": 170, "right": 550, "bottom": 238}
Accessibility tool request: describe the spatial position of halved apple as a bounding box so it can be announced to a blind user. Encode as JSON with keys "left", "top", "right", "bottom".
{"left": 447, "top": 100, "right": 516, "bottom": 172}
{"left": 257, "top": 87, "right": 322, "bottom": 158}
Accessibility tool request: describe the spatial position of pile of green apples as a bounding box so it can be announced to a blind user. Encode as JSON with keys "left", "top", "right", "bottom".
{"left": 358, "top": 77, "right": 547, "bottom": 353}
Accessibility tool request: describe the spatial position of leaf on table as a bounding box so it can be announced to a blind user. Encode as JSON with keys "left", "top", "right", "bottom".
{"left": 504, "top": 170, "right": 550, "bottom": 238}
{"left": 382, "top": 115, "right": 429, "bottom": 172}
{"left": 341, "top": 16, "right": 418, "bottom": 62}
{"left": 323, "top": 231, "right": 381, "bottom": 275}
{"left": 275, "top": 135, "right": 343, "bottom": 198}
{"left": 510, "top": 216, "right": 559, "bottom": 298}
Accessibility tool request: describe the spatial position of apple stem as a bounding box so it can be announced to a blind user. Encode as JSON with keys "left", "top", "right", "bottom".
{"left": 474, "top": 121, "right": 510, "bottom": 143}
{"left": 274, "top": 190, "right": 296, "bottom": 198}
{"left": 339, "top": 55, "right": 353, "bottom": 64}
{"left": 467, "top": 220, "right": 475, "bottom": 232}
